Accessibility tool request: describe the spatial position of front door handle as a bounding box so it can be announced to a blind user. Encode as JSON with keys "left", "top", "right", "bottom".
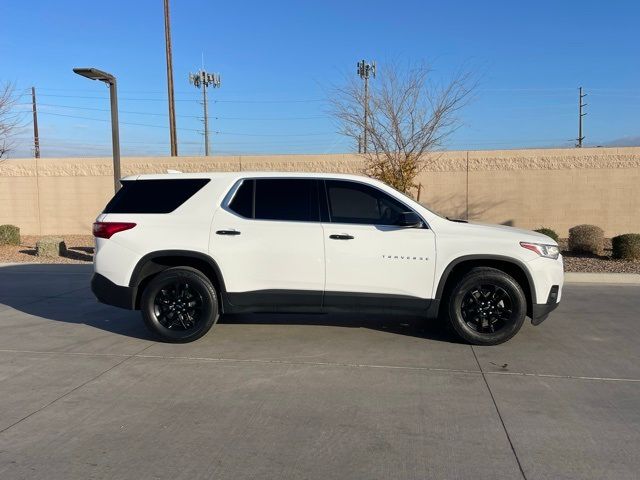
{"left": 216, "top": 230, "right": 241, "bottom": 236}
{"left": 329, "top": 234, "right": 354, "bottom": 240}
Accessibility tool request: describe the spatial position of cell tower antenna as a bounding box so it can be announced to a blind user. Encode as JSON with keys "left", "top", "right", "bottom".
{"left": 188, "top": 68, "right": 222, "bottom": 156}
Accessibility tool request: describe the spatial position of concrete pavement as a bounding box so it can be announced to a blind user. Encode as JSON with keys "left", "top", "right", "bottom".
{"left": 564, "top": 272, "right": 640, "bottom": 284}
{"left": 0, "top": 263, "right": 638, "bottom": 479}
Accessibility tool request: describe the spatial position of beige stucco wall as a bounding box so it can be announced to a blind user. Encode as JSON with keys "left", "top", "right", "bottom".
{"left": 1, "top": 147, "right": 639, "bottom": 237}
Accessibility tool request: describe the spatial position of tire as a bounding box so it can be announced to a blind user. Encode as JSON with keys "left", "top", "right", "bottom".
{"left": 140, "top": 267, "right": 219, "bottom": 343}
{"left": 447, "top": 267, "right": 526, "bottom": 346}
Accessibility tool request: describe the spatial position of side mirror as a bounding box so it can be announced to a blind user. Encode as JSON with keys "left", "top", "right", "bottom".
{"left": 396, "top": 211, "right": 422, "bottom": 228}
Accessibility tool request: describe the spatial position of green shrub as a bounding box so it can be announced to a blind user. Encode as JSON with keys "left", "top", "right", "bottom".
{"left": 612, "top": 234, "right": 640, "bottom": 261}
{"left": 534, "top": 227, "right": 559, "bottom": 242}
{"left": 0, "top": 225, "right": 20, "bottom": 245}
{"left": 568, "top": 224, "right": 604, "bottom": 255}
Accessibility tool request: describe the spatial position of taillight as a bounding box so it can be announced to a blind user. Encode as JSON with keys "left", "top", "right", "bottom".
{"left": 93, "top": 222, "right": 136, "bottom": 239}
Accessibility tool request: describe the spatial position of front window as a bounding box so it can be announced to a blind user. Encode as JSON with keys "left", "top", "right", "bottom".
{"left": 325, "top": 180, "right": 411, "bottom": 226}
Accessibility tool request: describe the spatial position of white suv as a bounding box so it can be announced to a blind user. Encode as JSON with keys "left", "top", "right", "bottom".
{"left": 91, "top": 172, "right": 563, "bottom": 345}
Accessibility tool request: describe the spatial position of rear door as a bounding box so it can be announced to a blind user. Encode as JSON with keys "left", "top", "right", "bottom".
{"left": 321, "top": 179, "right": 436, "bottom": 312}
{"left": 210, "top": 178, "right": 325, "bottom": 311}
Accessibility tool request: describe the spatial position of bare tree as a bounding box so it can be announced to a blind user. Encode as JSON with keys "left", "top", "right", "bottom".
{"left": 331, "top": 63, "right": 474, "bottom": 195}
{"left": 0, "top": 83, "right": 20, "bottom": 159}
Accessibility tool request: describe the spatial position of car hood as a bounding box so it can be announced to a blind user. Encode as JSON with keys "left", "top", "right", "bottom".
{"left": 448, "top": 220, "right": 557, "bottom": 245}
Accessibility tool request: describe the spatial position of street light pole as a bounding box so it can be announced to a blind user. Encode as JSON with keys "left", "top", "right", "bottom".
{"left": 73, "top": 67, "right": 122, "bottom": 192}
{"left": 108, "top": 79, "right": 121, "bottom": 191}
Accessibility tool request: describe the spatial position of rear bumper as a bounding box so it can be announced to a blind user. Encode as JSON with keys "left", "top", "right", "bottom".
{"left": 91, "top": 273, "right": 136, "bottom": 310}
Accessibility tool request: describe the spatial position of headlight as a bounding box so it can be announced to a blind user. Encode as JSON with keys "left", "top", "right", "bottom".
{"left": 520, "top": 242, "right": 560, "bottom": 259}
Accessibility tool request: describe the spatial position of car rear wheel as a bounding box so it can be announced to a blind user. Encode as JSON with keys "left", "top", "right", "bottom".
{"left": 447, "top": 267, "right": 526, "bottom": 345}
{"left": 140, "top": 267, "right": 219, "bottom": 343}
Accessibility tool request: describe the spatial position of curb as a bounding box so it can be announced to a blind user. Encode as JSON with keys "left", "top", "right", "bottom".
{"left": 565, "top": 272, "right": 640, "bottom": 285}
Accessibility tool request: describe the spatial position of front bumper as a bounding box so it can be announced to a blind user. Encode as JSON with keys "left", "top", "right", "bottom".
{"left": 91, "top": 273, "right": 136, "bottom": 310}
{"left": 531, "top": 285, "right": 560, "bottom": 325}
{"left": 526, "top": 255, "right": 563, "bottom": 325}
{"left": 531, "top": 300, "right": 560, "bottom": 325}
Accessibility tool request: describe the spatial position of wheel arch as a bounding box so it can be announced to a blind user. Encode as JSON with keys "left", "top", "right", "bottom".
{"left": 129, "top": 250, "right": 229, "bottom": 311}
{"left": 433, "top": 255, "right": 536, "bottom": 319}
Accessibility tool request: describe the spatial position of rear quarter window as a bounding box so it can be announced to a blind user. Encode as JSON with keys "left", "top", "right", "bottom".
{"left": 103, "top": 179, "right": 210, "bottom": 214}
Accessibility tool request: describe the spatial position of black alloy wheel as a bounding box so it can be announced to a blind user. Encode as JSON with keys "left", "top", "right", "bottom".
{"left": 448, "top": 267, "right": 526, "bottom": 345}
{"left": 153, "top": 281, "right": 204, "bottom": 331}
{"left": 141, "top": 267, "right": 219, "bottom": 342}
{"left": 460, "top": 284, "right": 513, "bottom": 334}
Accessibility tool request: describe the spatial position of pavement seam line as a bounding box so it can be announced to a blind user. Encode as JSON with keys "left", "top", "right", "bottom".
{"left": 471, "top": 345, "right": 528, "bottom": 480}
{"left": 0, "top": 343, "right": 155, "bottom": 436}
{"left": 1, "top": 348, "right": 639, "bottom": 383}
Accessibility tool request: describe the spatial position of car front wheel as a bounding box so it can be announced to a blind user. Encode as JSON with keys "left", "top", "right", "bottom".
{"left": 140, "top": 267, "right": 219, "bottom": 343}
{"left": 448, "top": 267, "right": 526, "bottom": 345}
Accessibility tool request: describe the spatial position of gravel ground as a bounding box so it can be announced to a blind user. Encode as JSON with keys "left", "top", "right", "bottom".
{"left": 559, "top": 238, "right": 640, "bottom": 274}
{"left": 0, "top": 235, "right": 94, "bottom": 264}
{"left": 1, "top": 235, "right": 639, "bottom": 273}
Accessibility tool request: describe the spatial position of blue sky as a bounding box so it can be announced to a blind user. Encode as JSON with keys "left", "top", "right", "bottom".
{"left": 2, "top": 0, "right": 639, "bottom": 157}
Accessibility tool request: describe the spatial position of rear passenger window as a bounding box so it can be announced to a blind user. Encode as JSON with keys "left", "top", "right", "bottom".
{"left": 254, "top": 179, "right": 319, "bottom": 222}
{"left": 103, "top": 179, "right": 210, "bottom": 214}
{"left": 228, "top": 179, "right": 254, "bottom": 218}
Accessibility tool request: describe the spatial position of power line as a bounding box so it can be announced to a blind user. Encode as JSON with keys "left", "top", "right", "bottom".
{"left": 588, "top": 93, "right": 640, "bottom": 99}
{"left": 26, "top": 86, "right": 325, "bottom": 96}
{"left": 213, "top": 99, "right": 325, "bottom": 103}
{"left": 15, "top": 132, "right": 574, "bottom": 148}
{"left": 35, "top": 93, "right": 326, "bottom": 103}
{"left": 480, "top": 88, "right": 576, "bottom": 92}
{"left": 36, "top": 93, "right": 199, "bottom": 102}
{"left": 36, "top": 111, "right": 203, "bottom": 132}
{"left": 16, "top": 102, "right": 329, "bottom": 120}
{"left": 214, "top": 115, "right": 327, "bottom": 120}
{"left": 34, "top": 111, "right": 335, "bottom": 136}
{"left": 26, "top": 85, "right": 640, "bottom": 99}
{"left": 447, "top": 138, "right": 574, "bottom": 147}
{"left": 18, "top": 102, "right": 202, "bottom": 118}
{"left": 215, "top": 131, "right": 334, "bottom": 137}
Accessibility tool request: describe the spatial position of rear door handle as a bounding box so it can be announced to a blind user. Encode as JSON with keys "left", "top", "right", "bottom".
{"left": 216, "top": 230, "right": 241, "bottom": 236}
{"left": 329, "top": 234, "right": 354, "bottom": 240}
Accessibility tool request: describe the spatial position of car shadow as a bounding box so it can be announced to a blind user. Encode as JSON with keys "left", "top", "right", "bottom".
{"left": 221, "top": 313, "right": 461, "bottom": 343}
{"left": 18, "top": 246, "right": 94, "bottom": 262}
{"left": 0, "top": 263, "right": 154, "bottom": 341}
{"left": 0, "top": 263, "right": 461, "bottom": 344}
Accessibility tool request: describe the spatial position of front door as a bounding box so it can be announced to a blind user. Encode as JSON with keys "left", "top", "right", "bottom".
{"left": 321, "top": 179, "right": 436, "bottom": 313}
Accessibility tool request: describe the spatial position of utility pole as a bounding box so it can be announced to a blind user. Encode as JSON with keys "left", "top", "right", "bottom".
{"left": 357, "top": 59, "right": 376, "bottom": 153}
{"left": 577, "top": 86, "right": 587, "bottom": 147}
{"left": 164, "top": 0, "right": 178, "bottom": 156}
{"left": 31, "top": 87, "right": 40, "bottom": 158}
{"left": 189, "top": 70, "right": 221, "bottom": 156}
